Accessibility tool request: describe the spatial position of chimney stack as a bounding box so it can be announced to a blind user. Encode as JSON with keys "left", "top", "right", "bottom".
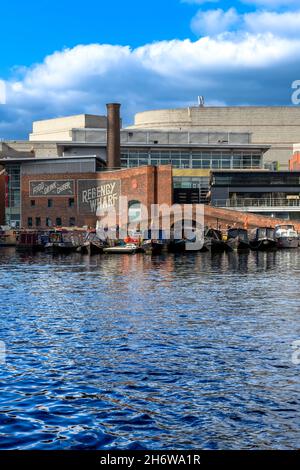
{"left": 106, "top": 103, "right": 121, "bottom": 169}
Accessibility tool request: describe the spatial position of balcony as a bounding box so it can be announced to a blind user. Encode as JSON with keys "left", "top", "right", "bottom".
{"left": 212, "top": 198, "right": 300, "bottom": 213}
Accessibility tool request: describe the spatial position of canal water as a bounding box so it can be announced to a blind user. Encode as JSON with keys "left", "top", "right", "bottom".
{"left": 0, "top": 248, "right": 299, "bottom": 450}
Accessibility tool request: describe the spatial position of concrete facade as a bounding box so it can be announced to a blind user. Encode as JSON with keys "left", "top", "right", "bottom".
{"left": 128, "top": 106, "right": 300, "bottom": 169}
{"left": 3, "top": 106, "right": 300, "bottom": 169}
{"left": 29, "top": 114, "right": 107, "bottom": 141}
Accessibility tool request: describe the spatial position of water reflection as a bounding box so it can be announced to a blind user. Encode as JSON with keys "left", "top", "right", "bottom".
{"left": 0, "top": 248, "right": 299, "bottom": 450}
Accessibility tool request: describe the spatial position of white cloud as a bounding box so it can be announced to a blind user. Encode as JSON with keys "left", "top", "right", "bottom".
{"left": 190, "top": 7, "right": 300, "bottom": 38}
{"left": 244, "top": 10, "right": 300, "bottom": 36}
{"left": 184, "top": 0, "right": 300, "bottom": 6}
{"left": 0, "top": 80, "right": 6, "bottom": 104}
{"left": 242, "top": 1, "right": 299, "bottom": 6}
{"left": 191, "top": 8, "right": 240, "bottom": 35}
{"left": 1, "top": 33, "right": 300, "bottom": 138}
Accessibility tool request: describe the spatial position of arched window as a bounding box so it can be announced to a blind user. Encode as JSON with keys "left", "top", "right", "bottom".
{"left": 128, "top": 200, "right": 142, "bottom": 223}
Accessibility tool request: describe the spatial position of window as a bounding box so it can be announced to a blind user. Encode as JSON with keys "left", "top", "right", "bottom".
{"left": 128, "top": 200, "right": 142, "bottom": 223}
{"left": 56, "top": 217, "right": 62, "bottom": 227}
{"left": 69, "top": 217, "right": 76, "bottom": 226}
{"left": 46, "top": 217, "right": 52, "bottom": 227}
{"left": 48, "top": 199, "right": 53, "bottom": 208}
{"left": 35, "top": 217, "right": 41, "bottom": 227}
{"left": 68, "top": 198, "right": 75, "bottom": 208}
{"left": 27, "top": 217, "right": 33, "bottom": 228}
{"left": 30, "top": 200, "right": 35, "bottom": 207}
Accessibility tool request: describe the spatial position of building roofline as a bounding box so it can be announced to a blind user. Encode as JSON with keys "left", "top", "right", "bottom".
{"left": 134, "top": 105, "right": 300, "bottom": 115}
{"left": 0, "top": 155, "right": 106, "bottom": 164}
{"left": 210, "top": 169, "right": 300, "bottom": 173}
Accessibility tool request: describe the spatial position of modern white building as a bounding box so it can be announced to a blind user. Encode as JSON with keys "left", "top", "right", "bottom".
{"left": 128, "top": 106, "right": 300, "bottom": 170}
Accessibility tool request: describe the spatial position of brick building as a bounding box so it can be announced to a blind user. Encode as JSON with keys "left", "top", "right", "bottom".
{"left": 1, "top": 103, "right": 300, "bottom": 228}
{"left": 5, "top": 156, "right": 173, "bottom": 229}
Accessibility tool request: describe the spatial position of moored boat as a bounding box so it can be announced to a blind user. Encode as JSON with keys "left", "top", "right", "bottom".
{"left": 16, "top": 231, "right": 47, "bottom": 252}
{"left": 141, "top": 229, "right": 168, "bottom": 254}
{"left": 275, "top": 224, "right": 299, "bottom": 249}
{"left": 103, "top": 243, "right": 137, "bottom": 254}
{"left": 45, "top": 231, "right": 77, "bottom": 254}
{"left": 249, "top": 227, "right": 277, "bottom": 251}
{"left": 80, "top": 231, "right": 106, "bottom": 255}
{"left": 226, "top": 228, "right": 250, "bottom": 251}
{"left": 205, "top": 228, "right": 229, "bottom": 252}
{"left": 0, "top": 226, "right": 18, "bottom": 247}
{"left": 89, "top": 239, "right": 105, "bottom": 255}
{"left": 168, "top": 238, "right": 186, "bottom": 253}
{"left": 141, "top": 239, "right": 166, "bottom": 255}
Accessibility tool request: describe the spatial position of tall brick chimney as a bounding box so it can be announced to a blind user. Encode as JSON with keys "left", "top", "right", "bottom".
{"left": 106, "top": 103, "right": 121, "bottom": 169}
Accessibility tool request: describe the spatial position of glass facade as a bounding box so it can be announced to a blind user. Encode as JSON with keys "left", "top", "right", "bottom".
{"left": 5, "top": 164, "right": 21, "bottom": 227}
{"left": 212, "top": 172, "right": 300, "bottom": 186}
{"left": 173, "top": 177, "right": 210, "bottom": 204}
{"left": 121, "top": 150, "right": 262, "bottom": 170}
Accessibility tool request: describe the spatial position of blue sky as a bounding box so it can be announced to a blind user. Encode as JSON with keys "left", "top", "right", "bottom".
{"left": 1, "top": 0, "right": 300, "bottom": 138}
{"left": 0, "top": 0, "right": 197, "bottom": 77}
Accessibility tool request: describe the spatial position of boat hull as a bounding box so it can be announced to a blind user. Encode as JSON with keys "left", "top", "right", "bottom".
{"left": 142, "top": 241, "right": 165, "bottom": 255}
{"left": 16, "top": 244, "right": 42, "bottom": 253}
{"left": 227, "top": 238, "right": 250, "bottom": 251}
{"left": 168, "top": 240, "right": 186, "bottom": 253}
{"left": 211, "top": 239, "right": 228, "bottom": 253}
{"left": 276, "top": 237, "right": 299, "bottom": 249}
{"left": 250, "top": 239, "right": 277, "bottom": 251}
{"left": 45, "top": 244, "right": 76, "bottom": 254}
{"left": 103, "top": 247, "right": 136, "bottom": 254}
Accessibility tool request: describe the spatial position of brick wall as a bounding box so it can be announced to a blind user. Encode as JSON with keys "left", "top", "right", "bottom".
{"left": 21, "top": 165, "right": 173, "bottom": 229}
{"left": 203, "top": 205, "right": 300, "bottom": 231}
{"left": 21, "top": 164, "right": 296, "bottom": 231}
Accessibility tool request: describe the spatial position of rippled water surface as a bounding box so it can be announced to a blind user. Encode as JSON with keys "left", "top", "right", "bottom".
{"left": 0, "top": 248, "right": 299, "bottom": 450}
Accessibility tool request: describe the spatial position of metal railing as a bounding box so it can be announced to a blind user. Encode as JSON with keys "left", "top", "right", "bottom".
{"left": 213, "top": 198, "right": 300, "bottom": 208}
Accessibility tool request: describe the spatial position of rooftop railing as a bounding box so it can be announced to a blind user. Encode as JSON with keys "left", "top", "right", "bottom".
{"left": 213, "top": 198, "right": 300, "bottom": 208}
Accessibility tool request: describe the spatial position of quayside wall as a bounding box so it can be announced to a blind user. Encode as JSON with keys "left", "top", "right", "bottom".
{"left": 203, "top": 206, "right": 300, "bottom": 231}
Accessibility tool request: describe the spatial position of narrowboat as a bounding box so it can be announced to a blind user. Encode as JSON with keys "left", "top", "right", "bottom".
{"left": 226, "top": 228, "right": 250, "bottom": 251}
{"left": 79, "top": 231, "right": 106, "bottom": 255}
{"left": 89, "top": 239, "right": 105, "bottom": 255}
{"left": 249, "top": 227, "right": 277, "bottom": 251}
{"left": 205, "top": 228, "right": 229, "bottom": 252}
{"left": 0, "top": 227, "right": 17, "bottom": 247}
{"left": 275, "top": 224, "right": 299, "bottom": 249}
{"left": 142, "top": 239, "right": 166, "bottom": 255}
{"left": 44, "top": 231, "right": 77, "bottom": 254}
{"left": 142, "top": 229, "right": 168, "bottom": 255}
{"left": 16, "top": 231, "right": 46, "bottom": 252}
{"left": 168, "top": 239, "right": 186, "bottom": 253}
